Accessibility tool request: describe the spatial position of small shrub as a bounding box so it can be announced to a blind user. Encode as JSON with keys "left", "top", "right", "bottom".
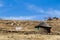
{"left": 48, "top": 17, "right": 52, "bottom": 20}
{"left": 53, "top": 17, "right": 59, "bottom": 20}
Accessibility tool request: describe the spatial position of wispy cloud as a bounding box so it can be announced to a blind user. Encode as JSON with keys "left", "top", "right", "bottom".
{"left": 0, "top": 1, "right": 4, "bottom": 7}
{"left": 0, "top": 3, "right": 3, "bottom": 7}
{"left": 1, "top": 16, "right": 37, "bottom": 20}
{"left": 27, "top": 4, "right": 60, "bottom": 17}
{"left": 27, "top": 4, "right": 45, "bottom": 13}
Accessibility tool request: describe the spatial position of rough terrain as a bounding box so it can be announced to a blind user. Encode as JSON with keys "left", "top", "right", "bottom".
{"left": 0, "top": 19, "right": 60, "bottom": 40}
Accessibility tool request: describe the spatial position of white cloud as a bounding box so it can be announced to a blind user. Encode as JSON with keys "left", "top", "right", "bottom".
{"left": 1, "top": 16, "right": 37, "bottom": 20}
{"left": 27, "top": 4, "right": 45, "bottom": 13}
{"left": 0, "top": 3, "right": 3, "bottom": 7}
{"left": 0, "top": 15, "right": 50, "bottom": 20}
{"left": 0, "top": 1, "right": 4, "bottom": 7}
{"left": 27, "top": 4, "right": 60, "bottom": 17}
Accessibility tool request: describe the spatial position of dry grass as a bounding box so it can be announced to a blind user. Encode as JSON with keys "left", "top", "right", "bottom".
{"left": 0, "top": 33, "right": 60, "bottom": 40}
{"left": 0, "top": 20, "right": 60, "bottom": 40}
{"left": 0, "top": 20, "right": 60, "bottom": 32}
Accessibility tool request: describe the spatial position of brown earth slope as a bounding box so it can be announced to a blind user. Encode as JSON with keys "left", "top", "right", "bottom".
{"left": 0, "top": 19, "right": 60, "bottom": 40}
{"left": 0, "top": 19, "right": 60, "bottom": 34}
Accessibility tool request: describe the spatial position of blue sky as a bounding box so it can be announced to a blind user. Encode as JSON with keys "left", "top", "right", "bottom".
{"left": 0, "top": 0, "right": 60, "bottom": 20}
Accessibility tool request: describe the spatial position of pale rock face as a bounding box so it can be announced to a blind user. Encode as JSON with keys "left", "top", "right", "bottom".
{"left": 15, "top": 27, "right": 22, "bottom": 31}
{"left": 17, "top": 24, "right": 20, "bottom": 26}
{"left": 10, "top": 23, "right": 14, "bottom": 26}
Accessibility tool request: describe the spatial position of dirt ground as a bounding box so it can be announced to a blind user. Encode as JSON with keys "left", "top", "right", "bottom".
{"left": 0, "top": 20, "right": 60, "bottom": 40}
{"left": 0, "top": 33, "right": 60, "bottom": 40}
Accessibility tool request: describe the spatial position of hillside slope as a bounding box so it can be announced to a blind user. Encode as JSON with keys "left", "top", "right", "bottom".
{"left": 0, "top": 19, "right": 60, "bottom": 34}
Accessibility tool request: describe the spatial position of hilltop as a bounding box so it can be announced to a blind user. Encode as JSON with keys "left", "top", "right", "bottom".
{"left": 0, "top": 18, "right": 60, "bottom": 34}
{"left": 0, "top": 18, "right": 60, "bottom": 40}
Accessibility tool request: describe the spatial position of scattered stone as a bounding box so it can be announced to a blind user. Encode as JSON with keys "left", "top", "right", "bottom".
{"left": 15, "top": 27, "right": 22, "bottom": 31}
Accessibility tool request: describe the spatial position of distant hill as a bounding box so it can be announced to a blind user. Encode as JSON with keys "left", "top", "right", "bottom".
{"left": 0, "top": 18, "right": 60, "bottom": 34}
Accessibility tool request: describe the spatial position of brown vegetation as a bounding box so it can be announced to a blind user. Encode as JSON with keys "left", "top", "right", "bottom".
{"left": 0, "top": 19, "right": 60, "bottom": 40}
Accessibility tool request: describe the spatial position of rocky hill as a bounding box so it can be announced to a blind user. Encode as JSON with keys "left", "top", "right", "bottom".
{"left": 0, "top": 18, "right": 60, "bottom": 34}
{"left": 0, "top": 19, "right": 60, "bottom": 40}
